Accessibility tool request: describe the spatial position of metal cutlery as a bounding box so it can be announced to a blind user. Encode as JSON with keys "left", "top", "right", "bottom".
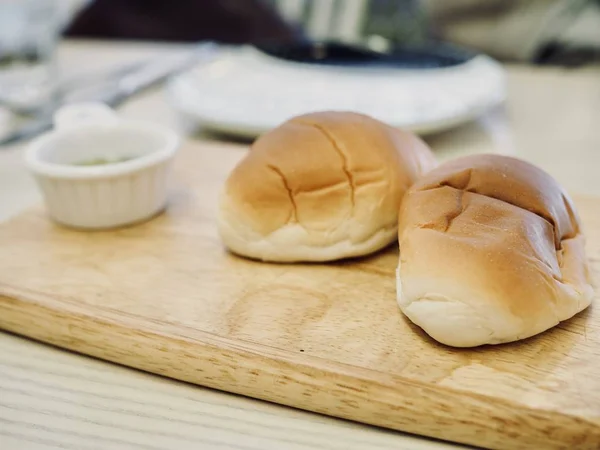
{"left": 0, "top": 41, "right": 218, "bottom": 147}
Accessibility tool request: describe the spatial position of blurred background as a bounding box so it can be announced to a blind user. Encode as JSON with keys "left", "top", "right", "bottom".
{"left": 1, "top": 0, "right": 599, "bottom": 144}
{"left": 58, "top": 0, "right": 600, "bottom": 63}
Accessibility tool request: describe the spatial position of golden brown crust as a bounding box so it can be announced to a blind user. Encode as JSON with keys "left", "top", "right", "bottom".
{"left": 397, "top": 154, "right": 593, "bottom": 347}
{"left": 408, "top": 154, "right": 580, "bottom": 247}
{"left": 219, "top": 111, "right": 436, "bottom": 262}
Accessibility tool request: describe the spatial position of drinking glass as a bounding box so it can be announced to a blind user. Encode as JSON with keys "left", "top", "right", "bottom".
{"left": 0, "top": 0, "right": 61, "bottom": 112}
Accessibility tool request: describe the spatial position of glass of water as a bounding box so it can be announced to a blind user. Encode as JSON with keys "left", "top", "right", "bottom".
{"left": 0, "top": 0, "right": 61, "bottom": 112}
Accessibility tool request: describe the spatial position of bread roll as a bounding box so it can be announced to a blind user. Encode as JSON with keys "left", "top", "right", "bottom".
{"left": 218, "top": 111, "right": 436, "bottom": 262}
{"left": 396, "top": 154, "right": 594, "bottom": 347}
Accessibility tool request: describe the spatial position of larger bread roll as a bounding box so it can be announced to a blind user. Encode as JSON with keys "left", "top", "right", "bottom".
{"left": 397, "top": 154, "right": 594, "bottom": 347}
{"left": 218, "top": 111, "right": 436, "bottom": 262}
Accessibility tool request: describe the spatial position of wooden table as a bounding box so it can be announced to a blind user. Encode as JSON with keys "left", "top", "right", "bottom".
{"left": 1, "top": 40, "right": 599, "bottom": 450}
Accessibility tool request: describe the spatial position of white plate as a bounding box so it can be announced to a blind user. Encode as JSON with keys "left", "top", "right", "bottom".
{"left": 166, "top": 45, "right": 506, "bottom": 139}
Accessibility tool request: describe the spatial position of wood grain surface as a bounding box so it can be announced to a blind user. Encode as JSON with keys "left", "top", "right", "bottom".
{"left": 0, "top": 139, "right": 599, "bottom": 450}
{"left": 0, "top": 333, "right": 462, "bottom": 450}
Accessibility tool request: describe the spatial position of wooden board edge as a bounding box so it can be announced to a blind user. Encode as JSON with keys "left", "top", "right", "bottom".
{"left": 0, "top": 291, "right": 598, "bottom": 450}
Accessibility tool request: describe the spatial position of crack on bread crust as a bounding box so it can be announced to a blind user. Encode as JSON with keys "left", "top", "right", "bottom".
{"left": 439, "top": 168, "right": 473, "bottom": 191}
{"left": 417, "top": 184, "right": 578, "bottom": 251}
{"left": 415, "top": 190, "right": 467, "bottom": 233}
{"left": 562, "top": 193, "right": 580, "bottom": 236}
{"left": 296, "top": 120, "right": 356, "bottom": 210}
{"left": 444, "top": 190, "right": 466, "bottom": 232}
{"left": 537, "top": 269, "right": 562, "bottom": 323}
{"left": 267, "top": 164, "right": 298, "bottom": 223}
{"left": 417, "top": 222, "right": 439, "bottom": 230}
{"left": 296, "top": 179, "right": 349, "bottom": 194}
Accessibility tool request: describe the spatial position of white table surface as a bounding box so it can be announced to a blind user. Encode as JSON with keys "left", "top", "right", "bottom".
{"left": 1, "top": 39, "right": 600, "bottom": 450}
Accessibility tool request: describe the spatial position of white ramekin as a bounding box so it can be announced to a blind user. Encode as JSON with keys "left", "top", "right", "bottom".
{"left": 24, "top": 102, "right": 180, "bottom": 230}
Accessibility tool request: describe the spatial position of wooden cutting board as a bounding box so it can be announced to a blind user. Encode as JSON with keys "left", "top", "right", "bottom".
{"left": 0, "top": 141, "right": 599, "bottom": 450}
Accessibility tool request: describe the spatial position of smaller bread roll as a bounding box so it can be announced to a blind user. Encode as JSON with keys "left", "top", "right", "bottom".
{"left": 396, "top": 154, "right": 594, "bottom": 347}
{"left": 218, "top": 111, "right": 436, "bottom": 262}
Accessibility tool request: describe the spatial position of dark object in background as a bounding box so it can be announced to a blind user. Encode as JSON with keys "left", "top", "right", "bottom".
{"left": 255, "top": 40, "right": 476, "bottom": 69}
{"left": 64, "top": 0, "right": 302, "bottom": 44}
{"left": 425, "top": 0, "right": 600, "bottom": 66}
{"left": 534, "top": 42, "right": 600, "bottom": 67}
